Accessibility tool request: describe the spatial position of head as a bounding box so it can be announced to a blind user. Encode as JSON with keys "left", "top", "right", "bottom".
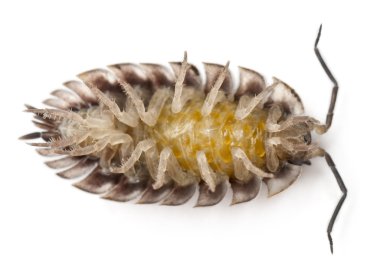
{"left": 262, "top": 79, "right": 323, "bottom": 173}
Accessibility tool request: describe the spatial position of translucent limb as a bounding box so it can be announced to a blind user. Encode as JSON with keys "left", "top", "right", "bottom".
{"left": 120, "top": 81, "right": 170, "bottom": 127}
{"left": 266, "top": 115, "right": 322, "bottom": 133}
{"left": 115, "top": 134, "right": 135, "bottom": 176}
{"left": 153, "top": 147, "right": 200, "bottom": 190}
{"left": 265, "top": 104, "right": 283, "bottom": 132}
{"left": 231, "top": 149, "right": 252, "bottom": 181}
{"left": 144, "top": 145, "right": 160, "bottom": 181}
{"left": 98, "top": 133, "right": 133, "bottom": 169}
{"left": 49, "top": 133, "right": 89, "bottom": 148}
{"left": 114, "top": 143, "right": 137, "bottom": 177}
{"left": 265, "top": 141, "right": 280, "bottom": 173}
{"left": 153, "top": 148, "right": 172, "bottom": 189}
{"left": 304, "top": 146, "right": 326, "bottom": 160}
{"left": 25, "top": 108, "right": 85, "bottom": 123}
{"left": 28, "top": 132, "right": 90, "bottom": 149}
{"left": 172, "top": 52, "right": 191, "bottom": 113}
{"left": 87, "top": 84, "right": 139, "bottom": 127}
{"left": 231, "top": 147, "right": 274, "bottom": 178}
{"left": 68, "top": 133, "right": 132, "bottom": 157}
{"left": 268, "top": 137, "right": 319, "bottom": 155}
{"left": 234, "top": 82, "right": 277, "bottom": 120}
{"left": 69, "top": 137, "right": 111, "bottom": 156}
{"left": 196, "top": 151, "right": 226, "bottom": 192}
{"left": 108, "top": 133, "right": 133, "bottom": 146}
{"left": 110, "top": 139, "right": 156, "bottom": 173}
{"left": 99, "top": 147, "right": 117, "bottom": 170}
{"left": 201, "top": 61, "right": 229, "bottom": 117}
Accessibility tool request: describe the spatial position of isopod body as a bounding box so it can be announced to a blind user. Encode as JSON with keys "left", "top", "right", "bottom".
{"left": 21, "top": 26, "right": 346, "bottom": 253}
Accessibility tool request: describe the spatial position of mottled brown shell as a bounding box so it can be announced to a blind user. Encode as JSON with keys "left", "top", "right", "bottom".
{"left": 21, "top": 57, "right": 306, "bottom": 206}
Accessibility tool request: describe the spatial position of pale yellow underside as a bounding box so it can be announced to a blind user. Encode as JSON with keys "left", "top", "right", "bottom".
{"left": 148, "top": 95, "right": 268, "bottom": 177}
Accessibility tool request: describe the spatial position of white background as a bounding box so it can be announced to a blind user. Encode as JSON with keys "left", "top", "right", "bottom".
{"left": 1, "top": 0, "right": 379, "bottom": 273}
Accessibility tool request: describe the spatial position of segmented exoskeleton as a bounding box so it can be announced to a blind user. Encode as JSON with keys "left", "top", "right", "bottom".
{"left": 21, "top": 26, "right": 346, "bottom": 253}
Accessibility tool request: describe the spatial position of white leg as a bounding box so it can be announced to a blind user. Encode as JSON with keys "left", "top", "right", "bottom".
{"left": 114, "top": 139, "right": 136, "bottom": 177}
{"left": 63, "top": 133, "right": 131, "bottom": 157}
{"left": 105, "top": 132, "right": 134, "bottom": 170}
{"left": 144, "top": 145, "right": 160, "bottom": 181}
{"left": 153, "top": 147, "right": 200, "bottom": 189}
{"left": 231, "top": 151, "right": 252, "bottom": 181}
{"left": 118, "top": 142, "right": 133, "bottom": 162}
{"left": 201, "top": 62, "right": 229, "bottom": 117}
{"left": 231, "top": 147, "right": 274, "bottom": 178}
{"left": 305, "top": 146, "right": 325, "bottom": 159}
{"left": 196, "top": 150, "right": 226, "bottom": 192}
{"left": 28, "top": 132, "right": 89, "bottom": 148}
{"left": 25, "top": 108, "right": 85, "bottom": 123}
{"left": 265, "top": 104, "right": 283, "bottom": 131}
{"left": 153, "top": 148, "right": 172, "bottom": 189}
{"left": 234, "top": 82, "right": 277, "bottom": 120}
{"left": 265, "top": 141, "right": 280, "bottom": 173}
{"left": 88, "top": 84, "right": 139, "bottom": 127}
{"left": 51, "top": 132, "right": 90, "bottom": 147}
{"left": 120, "top": 81, "right": 170, "bottom": 126}
{"left": 68, "top": 137, "right": 110, "bottom": 156}
{"left": 107, "top": 133, "right": 133, "bottom": 146}
{"left": 110, "top": 139, "right": 156, "bottom": 173}
{"left": 118, "top": 132, "right": 134, "bottom": 158}
{"left": 268, "top": 115, "right": 326, "bottom": 135}
{"left": 99, "top": 147, "right": 117, "bottom": 170}
{"left": 172, "top": 52, "right": 191, "bottom": 113}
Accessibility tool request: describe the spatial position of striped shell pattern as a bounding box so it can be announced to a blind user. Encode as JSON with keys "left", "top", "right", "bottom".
{"left": 21, "top": 55, "right": 304, "bottom": 206}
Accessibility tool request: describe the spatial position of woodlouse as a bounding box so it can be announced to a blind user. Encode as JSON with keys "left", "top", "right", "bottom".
{"left": 21, "top": 26, "right": 346, "bottom": 253}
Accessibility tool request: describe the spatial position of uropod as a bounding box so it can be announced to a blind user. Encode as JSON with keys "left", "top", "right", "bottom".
{"left": 21, "top": 26, "right": 346, "bottom": 253}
